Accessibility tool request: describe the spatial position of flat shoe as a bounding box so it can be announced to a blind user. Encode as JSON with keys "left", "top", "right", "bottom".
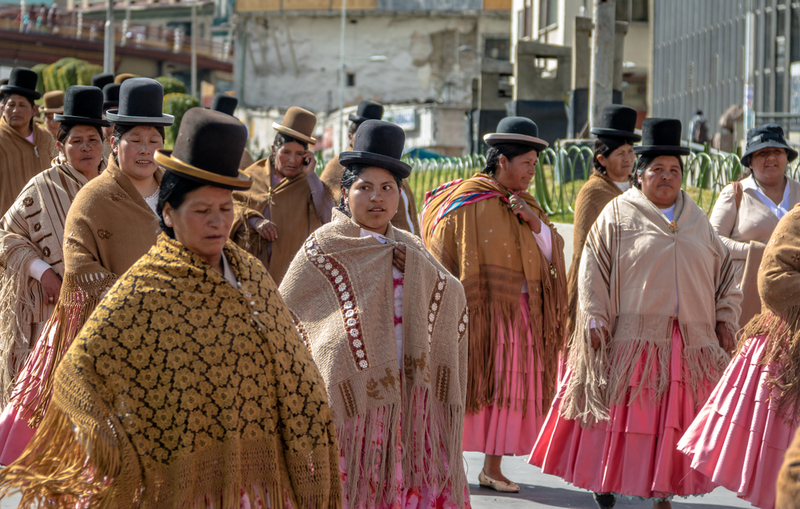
{"left": 593, "top": 492, "right": 616, "bottom": 509}
{"left": 478, "top": 469, "right": 520, "bottom": 493}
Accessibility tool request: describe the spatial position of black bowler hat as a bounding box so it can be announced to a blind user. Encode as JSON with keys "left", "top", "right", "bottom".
{"left": 211, "top": 92, "right": 237, "bottom": 116}
{"left": 155, "top": 108, "right": 251, "bottom": 190}
{"left": 106, "top": 78, "right": 174, "bottom": 126}
{"left": 633, "top": 118, "right": 691, "bottom": 157}
{"left": 102, "top": 83, "right": 120, "bottom": 112}
{"left": 590, "top": 105, "right": 641, "bottom": 141}
{"left": 484, "top": 116, "right": 549, "bottom": 152}
{"left": 0, "top": 67, "right": 41, "bottom": 100}
{"left": 740, "top": 124, "right": 798, "bottom": 167}
{"left": 339, "top": 119, "right": 411, "bottom": 179}
{"left": 349, "top": 100, "right": 383, "bottom": 124}
{"left": 54, "top": 86, "right": 110, "bottom": 127}
{"left": 91, "top": 73, "right": 114, "bottom": 91}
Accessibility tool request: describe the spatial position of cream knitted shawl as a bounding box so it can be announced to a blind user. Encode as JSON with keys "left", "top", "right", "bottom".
{"left": 279, "top": 210, "right": 468, "bottom": 506}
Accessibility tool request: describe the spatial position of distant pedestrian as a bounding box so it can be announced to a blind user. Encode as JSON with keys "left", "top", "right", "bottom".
{"left": 689, "top": 109, "right": 709, "bottom": 145}
{"left": 531, "top": 118, "right": 741, "bottom": 509}
{"left": 39, "top": 90, "right": 64, "bottom": 139}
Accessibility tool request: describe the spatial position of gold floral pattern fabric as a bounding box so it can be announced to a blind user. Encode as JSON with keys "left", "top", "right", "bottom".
{"left": 0, "top": 233, "right": 341, "bottom": 509}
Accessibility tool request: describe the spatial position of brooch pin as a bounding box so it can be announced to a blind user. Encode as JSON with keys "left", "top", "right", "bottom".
{"left": 668, "top": 221, "right": 678, "bottom": 234}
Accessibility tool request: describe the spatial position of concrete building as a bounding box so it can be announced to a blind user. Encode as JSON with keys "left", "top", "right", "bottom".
{"left": 233, "top": 0, "right": 512, "bottom": 153}
{"left": 510, "top": 0, "right": 649, "bottom": 120}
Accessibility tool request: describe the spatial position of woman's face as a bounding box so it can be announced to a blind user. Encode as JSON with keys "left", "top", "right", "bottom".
{"left": 58, "top": 125, "right": 103, "bottom": 177}
{"left": 112, "top": 126, "right": 163, "bottom": 181}
{"left": 343, "top": 166, "right": 400, "bottom": 235}
{"left": 494, "top": 149, "right": 538, "bottom": 191}
{"left": 597, "top": 143, "right": 635, "bottom": 182}
{"left": 750, "top": 147, "right": 788, "bottom": 187}
{"left": 273, "top": 140, "right": 308, "bottom": 179}
{"left": 638, "top": 155, "right": 683, "bottom": 208}
{"left": 164, "top": 185, "right": 234, "bottom": 266}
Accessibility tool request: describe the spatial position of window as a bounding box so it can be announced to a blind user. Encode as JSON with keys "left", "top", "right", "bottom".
{"left": 484, "top": 37, "right": 510, "bottom": 61}
{"left": 346, "top": 73, "right": 355, "bottom": 87}
{"left": 539, "top": 0, "right": 558, "bottom": 30}
{"left": 616, "top": 0, "right": 648, "bottom": 22}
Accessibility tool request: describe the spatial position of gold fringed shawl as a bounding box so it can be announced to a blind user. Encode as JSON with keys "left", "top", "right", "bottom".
{"left": 740, "top": 206, "right": 800, "bottom": 419}
{"left": 9, "top": 157, "right": 160, "bottom": 428}
{"left": 561, "top": 188, "right": 742, "bottom": 426}
{"left": 0, "top": 154, "right": 104, "bottom": 405}
{"left": 279, "top": 210, "right": 468, "bottom": 507}
{"left": 566, "top": 171, "right": 623, "bottom": 340}
{"left": 231, "top": 158, "right": 326, "bottom": 284}
{"left": 421, "top": 173, "right": 568, "bottom": 416}
{"left": 0, "top": 234, "right": 342, "bottom": 509}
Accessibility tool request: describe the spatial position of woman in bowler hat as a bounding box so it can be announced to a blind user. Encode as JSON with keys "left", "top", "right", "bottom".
{"left": 532, "top": 118, "right": 741, "bottom": 509}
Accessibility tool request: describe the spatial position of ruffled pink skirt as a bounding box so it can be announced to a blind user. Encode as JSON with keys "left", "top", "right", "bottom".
{"left": 463, "top": 293, "right": 547, "bottom": 456}
{"left": 678, "top": 333, "right": 797, "bottom": 509}
{"left": 530, "top": 321, "right": 716, "bottom": 499}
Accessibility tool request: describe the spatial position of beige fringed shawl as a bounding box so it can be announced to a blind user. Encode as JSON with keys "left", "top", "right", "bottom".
{"left": 0, "top": 117, "right": 58, "bottom": 215}
{"left": 10, "top": 157, "right": 160, "bottom": 428}
{"left": 0, "top": 234, "right": 342, "bottom": 509}
{"left": 0, "top": 154, "right": 104, "bottom": 405}
{"left": 421, "top": 174, "right": 568, "bottom": 416}
{"left": 561, "top": 188, "right": 742, "bottom": 425}
{"left": 740, "top": 206, "right": 800, "bottom": 418}
{"left": 279, "top": 210, "right": 468, "bottom": 507}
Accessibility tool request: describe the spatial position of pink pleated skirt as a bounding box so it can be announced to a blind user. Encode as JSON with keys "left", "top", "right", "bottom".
{"left": 678, "top": 333, "right": 797, "bottom": 509}
{"left": 530, "top": 321, "right": 716, "bottom": 499}
{"left": 463, "top": 293, "right": 547, "bottom": 456}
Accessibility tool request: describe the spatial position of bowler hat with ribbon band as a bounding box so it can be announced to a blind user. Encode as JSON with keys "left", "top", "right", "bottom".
{"left": 106, "top": 78, "right": 174, "bottom": 126}
{"left": 484, "top": 116, "right": 549, "bottom": 152}
{"left": 54, "top": 86, "right": 110, "bottom": 127}
{"left": 211, "top": 92, "right": 238, "bottom": 116}
{"left": 91, "top": 73, "right": 114, "bottom": 91}
{"left": 0, "top": 67, "right": 41, "bottom": 100}
{"left": 102, "top": 83, "right": 120, "bottom": 112}
{"left": 740, "top": 124, "right": 798, "bottom": 167}
{"left": 339, "top": 119, "right": 411, "bottom": 179}
{"left": 633, "top": 118, "right": 691, "bottom": 157}
{"left": 590, "top": 104, "right": 641, "bottom": 141}
{"left": 40, "top": 90, "right": 65, "bottom": 114}
{"left": 155, "top": 108, "right": 251, "bottom": 190}
{"left": 272, "top": 106, "right": 317, "bottom": 145}
{"left": 349, "top": 100, "right": 384, "bottom": 124}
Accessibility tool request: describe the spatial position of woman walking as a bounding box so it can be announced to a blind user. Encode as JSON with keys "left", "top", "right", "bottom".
{"left": 280, "top": 120, "right": 469, "bottom": 508}
{"left": 231, "top": 107, "right": 334, "bottom": 284}
{"left": 422, "top": 117, "right": 567, "bottom": 492}
{"left": 0, "top": 86, "right": 107, "bottom": 411}
{"left": 566, "top": 105, "right": 640, "bottom": 342}
{"left": 709, "top": 124, "right": 800, "bottom": 326}
{"left": 0, "top": 77, "right": 172, "bottom": 464}
{"left": 530, "top": 118, "right": 741, "bottom": 509}
{"left": 0, "top": 108, "right": 342, "bottom": 508}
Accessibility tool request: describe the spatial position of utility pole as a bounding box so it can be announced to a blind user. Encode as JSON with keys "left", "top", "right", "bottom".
{"left": 191, "top": 1, "right": 198, "bottom": 98}
{"left": 103, "top": 0, "right": 115, "bottom": 73}
{"left": 337, "top": 0, "right": 347, "bottom": 153}
{"left": 588, "top": 0, "right": 615, "bottom": 131}
{"left": 743, "top": 0, "right": 755, "bottom": 137}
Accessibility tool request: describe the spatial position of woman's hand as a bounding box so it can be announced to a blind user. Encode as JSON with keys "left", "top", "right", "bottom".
{"left": 256, "top": 219, "right": 278, "bottom": 241}
{"left": 40, "top": 268, "right": 61, "bottom": 306}
{"left": 393, "top": 243, "right": 406, "bottom": 273}
{"left": 590, "top": 328, "right": 605, "bottom": 350}
{"left": 715, "top": 321, "right": 735, "bottom": 352}
{"left": 301, "top": 151, "right": 317, "bottom": 176}
{"left": 508, "top": 195, "right": 541, "bottom": 233}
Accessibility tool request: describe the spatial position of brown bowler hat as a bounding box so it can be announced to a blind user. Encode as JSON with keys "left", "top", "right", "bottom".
{"left": 114, "top": 73, "right": 136, "bottom": 84}
{"left": 40, "top": 90, "right": 65, "bottom": 114}
{"left": 272, "top": 106, "right": 317, "bottom": 145}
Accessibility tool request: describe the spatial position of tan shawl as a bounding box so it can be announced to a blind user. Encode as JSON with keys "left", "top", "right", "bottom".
{"left": 421, "top": 174, "right": 568, "bottom": 416}
{"left": 740, "top": 205, "right": 800, "bottom": 418}
{"left": 319, "top": 154, "right": 420, "bottom": 235}
{"left": 12, "top": 157, "right": 161, "bottom": 428}
{"left": 561, "top": 188, "right": 742, "bottom": 425}
{"left": 778, "top": 426, "right": 800, "bottom": 508}
{"left": 231, "top": 158, "right": 324, "bottom": 284}
{"left": 0, "top": 153, "right": 104, "bottom": 405}
{"left": 279, "top": 210, "right": 468, "bottom": 506}
{"left": 566, "top": 171, "right": 623, "bottom": 339}
{"left": 0, "top": 117, "right": 58, "bottom": 215}
{"left": 0, "top": 234, "right": 342, "bottom": 509}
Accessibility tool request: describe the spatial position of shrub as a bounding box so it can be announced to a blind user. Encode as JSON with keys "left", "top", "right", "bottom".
{"left": 56, "top": 60, "right": 83, "bottom": 91}
{"left": 42, "top": 57, "right": 83, "bottom": 92}
{"left": 78, "top": 64, "right": 104, "bottom": 86}
{"left": 31, "top": 63, "right": 47, "bottom": 99}
{"left": 162, "top": 93, "right": 200, "bottom": 149}
{"left": 155, "top": 76, "right": 187, "bottom": 96}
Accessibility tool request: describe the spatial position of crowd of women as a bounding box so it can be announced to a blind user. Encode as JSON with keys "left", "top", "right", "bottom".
{"left": 0, "top": 64, "right": 799, "bottom": 509}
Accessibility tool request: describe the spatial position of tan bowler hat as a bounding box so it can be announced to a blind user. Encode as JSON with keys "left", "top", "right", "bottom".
{"left": 272, "top": 106, "right": 317, "bottom": 145}
{"left": 40, "top": 90, "right": 64, "bottom": 114}
{"left": 114, "top": 73, "right": 136, "bottom": 85}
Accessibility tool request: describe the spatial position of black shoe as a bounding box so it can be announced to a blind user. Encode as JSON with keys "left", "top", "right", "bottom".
{"left": 593, "top": 492, "right": 616, "bottom": 509}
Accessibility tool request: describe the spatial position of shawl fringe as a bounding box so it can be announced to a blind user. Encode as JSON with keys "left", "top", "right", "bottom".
{"left": 741, "top": 308, "right": 800, "bottom": 420}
